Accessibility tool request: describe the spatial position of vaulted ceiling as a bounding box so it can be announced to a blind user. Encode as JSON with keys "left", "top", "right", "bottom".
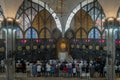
{"left": 98, "top": 0, "right": 120, "bottom": 17}
{"left": 0, "top": 0, "right": 120, "bottom": 18}
{"left": 0, "top": 0, "right": 23, "bottom": 18}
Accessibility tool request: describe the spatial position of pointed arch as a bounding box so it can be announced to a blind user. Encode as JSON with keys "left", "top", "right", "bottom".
{"left": 18, "top": 13, "right": 31, "bottom": 31}
{"left": 39, "top": 28, "right": 51, "bottom": 38}
{"left": 72, "top": 9, "right": 94, "bottom": 32}
{"left": 25, "top": 27, "right": 38, "bottom": 39}
{"left": 16, "top": 0, "right": 62, "bottom": 39}
{"left": 116, "top": 7, "right": 120, "bottom": 39}
{"left": 52, "top": 28, "right": 62, "bottom": 39}
{"left": 0, "top": 6, "right": 5, "bottom": 39}
{"left": 65, "top": 29, "right": 75, "bottom": 39}
{"left": 88, "top": 27, "right": 101, "bottom": 39}
{"left": 65, "top": 0, "right": 105, "bottom": 32}
{"left": 75, "top": 27, "right": 87, "bottom": 38}
{"left": 25, "top": 8, "right": 38, "bottom": 22}
{"left": 117, "top": 7, "right": 120, "bottom": 18}
{"left": 32, "top": 9, "right": 56, "bottom": 32}
{"left": 32, "top": 0, "right": 62, "bottom": 31}
{"left": 0, "top": 6, "right": 5, "bottom": 20}
{"left": 16, "top": 27, "right": 23, "bottom": 39}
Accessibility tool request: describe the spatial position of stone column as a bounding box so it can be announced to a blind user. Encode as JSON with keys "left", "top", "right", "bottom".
{"left": 106, "top": 29, "right": 116, "bottom": 80}
{"left": 2, "top": 18, "right": 17, "bottom": 80}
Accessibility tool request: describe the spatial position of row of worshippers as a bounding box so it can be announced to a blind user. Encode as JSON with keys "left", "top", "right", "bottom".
{"left": 7, "top": 59, "right": 120, "bottom": 77}
{"left": 23, "top": 59, "right": 120, "bottom": 77}
{"left": 26, "top": 60, "right": 90, "bottom": 77}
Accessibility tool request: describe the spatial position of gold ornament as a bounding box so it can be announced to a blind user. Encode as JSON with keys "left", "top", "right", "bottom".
{"left": 96, "top": 46, "right": 99, "bottom": 50}
{"left": 41, "top": 45, "right": 44, "bottom": 49}
{"left": 33, "top": 46, "right": 37, "bottom": 49}
{"left": 82, "top": 45, "right": 86, "bottom": 49}
{"left": 104, "top": 46, "right": 107, "bottom": 51}
{"left": 47, "top": 45, "right": 50, "bottom": 49}
{"left": 26, "top": 46, "right": 30, "bottom": 50}
{"left": 18, "top": 46, "right": 22, "bottom": 51}
{"left": 89, "top": 45, "right": 93, "bottom": 49}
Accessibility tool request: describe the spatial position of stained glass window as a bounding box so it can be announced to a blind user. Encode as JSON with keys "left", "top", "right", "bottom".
{"left": 26, "top": 28, "right": 37, "bottom": 39}
{"left": 88, "top": 28, "right": 100, "bottom": 39}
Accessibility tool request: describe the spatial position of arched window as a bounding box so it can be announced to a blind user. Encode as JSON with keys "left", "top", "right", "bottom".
{"left": 88, "top": 28, "right": 100, "bottom": 39}
{"left": 16, "top": 27, "right": 23, "bottom": 39}
{"left": 65, "top": 0, "right": 105, "bottom": 32}
{"left": 65, "top": 0, "right": 105, "bottom": 39}
{"left": 16, "top": 0, "right": 62, "bottom": 39}
{"left": 116, "top": 7, "right": 120, "bottom": 39}
{"left": 18, "top": 14, "right": 30, "bottom": 31}
{"left": 25, "top": 28, "right": 37, "bottom": 39}
{"left": 117, "top": 7, "right": 120, "bottom": 18}
{"left": 0, "top": 6, "right": 5, "bottom": 39}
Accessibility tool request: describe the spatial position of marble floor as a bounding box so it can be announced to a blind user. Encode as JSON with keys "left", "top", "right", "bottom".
{"left": 0, "top": 73, "right": 120, "bottom": 80}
